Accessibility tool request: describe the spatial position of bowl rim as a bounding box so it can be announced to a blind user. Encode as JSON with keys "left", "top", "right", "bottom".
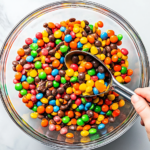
{"left": 0, "top": 0, "right": 149, "bottom": 149}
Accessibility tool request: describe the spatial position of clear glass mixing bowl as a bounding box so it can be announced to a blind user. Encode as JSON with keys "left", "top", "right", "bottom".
{"left": 0, "top": 0, "right": 149, "bottom": 149}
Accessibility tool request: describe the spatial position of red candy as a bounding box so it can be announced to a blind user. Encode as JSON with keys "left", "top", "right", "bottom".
{"left": 55, "top": 75, "right": 61, "bottom": 82}
{"left": 70, "top": 64, "right": 78, "bottom": 71}
{"left": 35, "top": 32, "right": 43, "bottom": 39}
{"left": 47, "top": 75, "right": 55, "bottom": 81}
{"left": 47, "top": 42, "right": 55, "bottom": 48}
{"left": 70, "top": 93, "right": 77, "bottom": 100}
{"left": 91, "top": 76, "right": 98, "bottom": 81}
{"left": 16, "top": 55, "right": 21, "bottom": 61}
{"left": 42, "top": 64, "right": 49, "bottom": 69}
{"left": 25, "top": 38, "right": 33, "bottom": 45}
{"left": 55, "top": 23, "right": 61, "bottom": 29}
{"left": 41, "top": 48, "right": 49, "bottom": 56}
{"left": 70, "top": 31, "right": 76, "bottom": 38}
{"left": 121, "top": 48, "right": 128, "bottom": 55}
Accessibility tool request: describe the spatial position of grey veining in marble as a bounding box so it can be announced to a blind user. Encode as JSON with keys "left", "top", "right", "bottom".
{"left": 0, "top": 0, "right": 150, "bottom": 150}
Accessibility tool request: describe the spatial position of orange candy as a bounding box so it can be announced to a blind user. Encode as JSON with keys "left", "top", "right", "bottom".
{"left": 97, "top": 21, "right": 104, "bottom": 28}
{"left": 17, "top": 48, "right": 25, "bottom": 56}
{"left": 73, "top": 83, "right": 80, "bottom": 90}
{"left": 22, "top": 96, "right": 28, "bottom": 103}
{"left": 85, "top": 62, "right": 93, "bottom": 70}
{"left": 68, "top": 110, "right": 74, "bottom": 118}
{"left": 127, "top": 69, "right": 133, "bottom": 76}
{"left": 46, "top": 105, "right": 53, "bottom": 114}
{"left": 104, "top": 57, "right": 111, "bottom": 65}
{"left": 74, "top": 90, "right": 82, "bottom": 95}
{"left": 16, "top": 64, "right": 23, "bottom": 72}
{"left": 110, "top": 35, "right": 118, "bottom": 43}
{"left": 78, "top": 66, "right": 86, "bottom": 73}
{"left": 41, "top": 118, "right": 48, "bottom": 127}
{"left": 112, "top": 55, "right": 118, "bottom": 62}
{"left": 124, "top": 76, "right": 131, "bottom": 83}
{"left": 83, "top": 125, "right": 91, "bottom": 131}
{"left": 55, "top": 125, "right": 61, "bottom": 131}
{"left": 26, "top": 101, "right": 33, "bottom": 108}
{"left": 93, "top": 112, "right": 98, "bottom": 119}
{"left": 102, "top": 118, "right": 109, "bottom": 124}
{"left": 44, "top": 67, "right": 52, "bottom": 74}
{"left": 52, "top": 60, "right": 60, "bottom": 68}
{"left": 95, "top": 81, "right": 106, "bottom": 93}
{"left": 111, "top": 49, "right": 117, "bottom": 55}
{"left": 22, "top": 81, "right": 29, "bottom": 90}
{"left": 37, "top": 39, "right": 44, "bottom": 46}
{"left": 37, "top": 106, "right": 45, "bottom": 114}
{"left": 107, "top": 30, "right": 115, "bottom": 37}
{"left": 76, "top": 126, "right": 83, "bottom": 131}
{"left": 96, "top": 29, "right": 101, "bottom": 36}
{"left": 66, "top": 133, "right": 74, "bottom": 138}
{"left": 71, "top": 118, "right": 77, "bottom": 125}
{"left": 48, "top": 22, "right": 55, "bottom": 28}
{"left": 70, "top": 41, "right": 77, "bottom": 49}
{"left": 87, "top": 35, "right": 95, "bottom": 43}
{"left": 106, "top": 38, "right": 110, "bottom": 45}
{"left": 15, "top": 72, "right": 22, "bottom": 80}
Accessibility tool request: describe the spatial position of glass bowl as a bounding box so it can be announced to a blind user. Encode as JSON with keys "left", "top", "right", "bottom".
{"left": 0, "top": 0, "right": 149, "bottom": 149}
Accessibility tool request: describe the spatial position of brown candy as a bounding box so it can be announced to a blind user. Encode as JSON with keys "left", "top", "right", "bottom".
{"left": 72, "top": 55, "right": 79, "bottom": 64}
{"left": 67, "top": 99, "right": 72, "bottom": 106}
{"left": 43, "top": 23, "right": 48, "bottom": 28}
{"left": 78, "top": 72, "right": 85, "bottom": 80}
{"left": 83, "top": 20, "right": 89, "bottom": 25}
{"left": 12, "top": 61, "right": 19, "bottom": 66}
{"left": 22, "top": 44, "right": 29, "bottom": 49}
{"left": 24, "top": 48, "right": 31, "bottom": 55}
{"left": 12, "top": 66, "right": 16, "bottom": 71}
{"left": 58, "top": 110, "right": 65, "bottom": 118}
{"left": 38, "top": 115, "right": 44, "bottom": 119}
{"left": 95, "top": 40, "right": 102, "bottom": 47}
{"left": 56, "top": 41, "right": 64, "bottom": 51}
{"left": 37, "top": 48, "right": 42, "bottom": 53}
{"left": 46, "top": 81, "right": 53, "bottom": 88}
{"left": 85, "top": 55, "right": 93, "bottom": 62}
{"left": 98, "top": 66, "right": 105, "bottom": 73}
{"left": 59, "top": 70, "right": 66, "bottom": 77}
{"left": 110, "top": 43, "right": 117, "bottom": 50}
{"left": 19, "top": 59, "right": 26, "bottom": 66}
{"left": 57, "top": 87, "right": 65, "bottom": 94}
{"left": 85, "top": 25, "right": 90, "bottom": 32}
{"left": 82, "top": 31, "right": 87, "bottom": 37}
{"left": 46, "top": 90, "right": 52, "bottom": 97}
{"left": 49, "top": 49, "right": 56, "bottom": 56}
{"left": 52, "top": 89, "right": 57, "bottom": 96}
{"left": 35, "top": 76, "right": 40, "bottom": 83}
{"left": 109, "top": 116, "right": 116, "bottom": 123}
{"left": 92, "top": 60, "right": 99, "bottom": 68}
{"left": 46, "top": 27, "right": 52, "bottom": 35}
{"left": 69, "top": 18, "right": 76, "bottom": 22}
{"left": 108, "top": 126, "right": 114, "bottom": 133}
{"left": 49, "top": 34, "right": 55, "bottom": 42}
{"left": 60, "top": 104, "right": 68, "bottom": 110}
{"left": 105, "top": 46, "right": 111, "bottom": 53}
{"left": 64, "top": 29, "right": 71, "bottom": 35}
{"left": 64, "top": 94, "right": 70, "bottom": 101}
{"left": 86, "top": 110, "right": 94, "bottom": 118}
{"left": 69, "top": 125, "right": 77, "bottom": 131}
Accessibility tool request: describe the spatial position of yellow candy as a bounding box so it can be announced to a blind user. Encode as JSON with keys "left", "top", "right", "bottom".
{"left": 83, "top": 42, "right": 92, "bottom": 49}
{"left": 83, "top": 92, "right": 91, "bottom": 96}
{"left": 51, "top": 112, "right": 57, "bottom": 116}
{"left": 111, "top": 103, "right": 119, "bottom": 110}
{"left": 81, "top": 20, "right": 86, "bottom": 28}
{"left": 93, "top": 97, "right": 99, "bottom": 103}
{"left": 125, "top": 60, "right": 129, "bottom": 67}
{"left": 71, "top": 104, "right": 78, "bottom": 109}
{"left": 26, "top": 93, "right": 32, "bottom": 100}
{"left": 41, "top": 55, "right": 46, "bottom": 64}
{"left": 100, "top": 54, "right": 106, "bottom": 61}
{"left": 41, "top": 98, "right": 48, "bottom": 104}
{"left": 55, "top": 52, "right": 61, "bottom": 59}
{"left": 116, "top": 76, "right": 124, "bottom": 83}
{"left": 96, "top": 54, "right": 101, "bottom": 59}
{"left": 86, "top": 86, "right": 93, "bottom": 93}
{"left": 73, "top": 26, "right": 80, "bottom": 33}
{"left": 74, "top": 71, "right": 79, "bottom": 77}
{"left": 78, "top": 55, "right": 84, "bottom": 60}
{"left": 98, "top": 37, "right": 102, "bottom": 42}
{"left": 80, "top": 60, "right": 87, "bottom": 67}
{"left": 85, "top": 74, "right": 91, "bottom": 80}
{"left": 86, "top": 80, "right": 94, "bottom": 87}
{"left": 56, "top": 99, "right": 61, "bottom": 106}
{"left": 38, "top": 69, "right": 44, "bottom": 73}
{"left": 102, "top": 40, "right": 106, "bottom": 47}
{"left": 96, "top": 120, "right": 101, "bottom": 124}
{"left": 54, "top": 30, "right": 62, "bottom": 38}
{"left": 119, "top": 99, "right": 125, "bottom": 107}
{"left": 80, "top": 136, "right": 90, "bottom": 143}
{"left": 66, "top": 68, "right": 74, "bottom": 76}
{"left": 76, "top": 33, "right": 82, "bottom": 38}
{"left": 114, "top": 72, "right": 121, "bottom": 76}
{"left": 67, "top": 121, "right": 72, "bottom": 126}
{"left": 74, "top": 24, "right": 80, "bottom": 27}
{"left": 80, "top": 130, "right": 89, "bottom": 137}
{"left": 30, "top": 69, "right": 37, "bottom": 77}
{"left": 43, "top": 37, "right": 49, "bottom": 43}
{"left": 90, "top": 46, "right": 98, "bottom": 55}
{"left": 95, "top": 22, "right": 98, "bottom": 28}
{"left": 66, "top": 87, "right": 73, "bottom": 94}
{"left": 98, "top": 80, "right": 105, "bottom": 84}
{"left": 98, "top": 115, "right": 105, "bottom": 122}
{"left": 79, "top": 83, "right": 87, "bottom": 92}
{"left": 117, "top": 52, "right": 122, "bottom": 58}
{"left": 30, "top": 112, "right": 38, "bottom": 119}
{"left": 99, "top": 93, "right": 104, "bottom": 97}
{"left": 122, "top": 55, "right": 128, "bottom": 60}
{"left": 106, "top": 65, "right": 111, "bottom": 69}
{"left": 80, "top": 37, "right": 88, "bottom": 44}
{"left": 42, "top": 30, "right": 48, "bottom": 37}
{"left": 107, "top": 94, "right": 115, "bottom": 101}
{"left": 79, "top": 27, "right": 84, "bottom": 33}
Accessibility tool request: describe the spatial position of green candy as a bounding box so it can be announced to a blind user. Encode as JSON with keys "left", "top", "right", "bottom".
{"left": 72, "top": 100, "right": 75, "bottom": 104}
{"left": 88, "top": 68, "right": 96, "bottom": 76}
{"left": 82, "top": 114, "right": 89, "bottom": 122}
{"left": 15, "top": 83, "right": 23, "bottom": 91}
{"left": 117, "top": 58, "right": 121, "bottom": 63}
{"left": 53, "top": 80, "right": 60, "bottom": 88}
{"left": 61, "top": 77, "right": 67, "bottom": 84}
{"left": 30, "top": 43, "right": 38, "bottom": 51}
{"left": 31, "top": 51, "right": 38, "bottom": 58}
{"left": 47, "top": 114, "right": 53, "bottom": 119}
{"left": 94, "top": 105, "right": 101, "bottom": 113}
{"left": 35, "top": 61, "right": 42, "bottom": 69}
{"left": 81, "top": 97, "right": 87, "bottom": 104}
{"left": 55, "top": 39, "right": 62, "bottom": 45}
{"left": 117, "top": 34, "right": 123, "bottom": 41}
{"left": 90, "top": 133, "right": 100, "bottom": 141}
{"left": 76, "top": 107, "right": 80, "bottom": 112}
{"left": 20, "top": 89, "right": 27, "bottom": 96}
{"left": 70, "top": 76, "right": 78, "bottom": 83}
{"left": 60, "top": 45, "right": 68, "bottom": 53}
{"left": 27, "top": 76, "right": 34, "bottom": 84}
{"left": 89, "top": 103, "right": 95, "bottom": 110}
{"left": 121, "top": 66, "right": 127, "bottom": 74}
{"left": 89, "top": 24, "right": 93, "bottom": 31}
{"left": 32, "top": 105, "right": 37, "bottom": 112}
{"left": 77, "top": 118, "right": 84, "bottom": 126}
{"left": 106, "top": 110, "right": 112, "bottom": 116}
{"left": 82, "top": 48, "right": 89, "bottom": 52}
{"left": 39, "top": 72, "right": 47, "bottom": 80}
{"left": 62, "top": 116, "right": 70, "bottom": 124}
{"left": 89, "top": 128, "right": 97, "bottom": 134}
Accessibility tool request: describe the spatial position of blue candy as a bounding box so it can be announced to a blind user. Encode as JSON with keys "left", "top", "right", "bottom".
{"left": 97, "top": 72, "right": 105, "bottom": 79}
{"left": 36, "top": 93, "right": 43, "bottom": 99}
{"left": 53, "top": 106, "right": 59, "bottom": 112}
{"left": 21, "top": 75, "right": 27, "bottom": 82}
{"left": 37, "top": 101, "right": 42, "bottom": 107}
{"left": 60, "top": 26, "right": 66, "bottom": 32}
{"left": 77, "top": 42, "right": 83, "bottom": 48}
{"left": 104, "top": 82, "right": 108, "bottom": 87}
{"left": 49, "top": 100, "right": 56, "bottom": 106}
{"left": 64, "top": 34, "right": 72, "bottom": 43}
{"left": 98, "top": 123, "right": 105, "bottom": 130}
{"left": 51, "top": 69, "right": 59, "bottom": 76}
{"left": 85, "top": 102, "right": 92, "bottom": 108}
{"left": 60, "top": 57, "right": 65, "bottom": 64}
{"left": 100, "top": 111, "right": 105, "bottom": 115}
{"left": 100, "top": 32, "right": 108, "bottom": 40}
{"left": 100, "top": 128, "right": 107, "bottom": 135}
{"left": 84, "top": 107, "right": 88, "bottom": 111}
{"left": 33, "top": 37, "right": 38, "bottom": 43}
{"left": 26, "top": 56, "right": 34, "bottom": 62}
{"left": 93, "top": 87, "right": 99, "bottom": 95}
{"left": 78, "top": 104, "right": 84, "bottom": 111}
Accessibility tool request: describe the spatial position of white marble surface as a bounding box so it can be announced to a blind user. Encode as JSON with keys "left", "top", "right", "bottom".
{"left": 0, "top": 0, "right": 150, "bottom": 150}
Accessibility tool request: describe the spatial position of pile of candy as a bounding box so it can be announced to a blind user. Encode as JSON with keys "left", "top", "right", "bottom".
{"left": 12, "top": 18, "right": 133, "bottom": 138}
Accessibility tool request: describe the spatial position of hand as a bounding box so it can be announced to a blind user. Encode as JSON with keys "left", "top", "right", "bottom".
{"left": 131, "top": 87, "right": 150, "bottom": 141}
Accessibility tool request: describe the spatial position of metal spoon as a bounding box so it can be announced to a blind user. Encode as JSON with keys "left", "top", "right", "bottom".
{"left": 65, "top": 50, "right": 135, "bottom": 102}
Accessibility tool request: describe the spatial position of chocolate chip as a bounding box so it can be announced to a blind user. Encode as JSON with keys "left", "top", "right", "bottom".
{"left": 110, "top": 43, "right": 117, "bottom": 50}
{"left": 105, "top": 46, "right": 111, "bottom": 53}
{"left": 85, "top": 25, "right": 90, "bottom": 32}
{"left": 46, "top": 90, "right": 52, "bottom": 97}
{"left": 49, "top": 49, "right": 56, "bottom": 56}
{"left": 86, "top": 110, "right": 94, "bottom": 118}
{"left": 72, "top": 55, "right": 79, "bottom": 64}
{"left": 43, "top": 23, "right": 48, "bottom": 28}
{"left": 69, "top": 18, "right": 76, "bottom": 22}
{"left": 92, "top": 60, "right": 99, "bottom": 68}
{"left": 49, "top": 34, "right": 55, "bottom": 42}
{"left": 12, "top": 66, "right": 16, "bottom": 71}
{"left": 12, "top": 61, "right": 19, "bottom": 66}
{"left": 85, "top": 55, "right": 93, "bottom": 62}
{"left": 46, "top": 81, "right": 53, "bottom": 88}
{"left": 64, "top": 29, "right": 71, "bottom": 35}
{"left": 40, "top": 86, "right": 47, "bottom": 93}
{"left": 37, "top": 48, "right": 42, "bottom": 53}
{"left": 82, "top": 31, "right": 87, "bottom": 37}
{"left": 35, "top": 76, "right": 40, "bottom": 83}
{"left": 19, "top": 59, "right": 26, "bottom": 66}
{"left": 59, "top": 70, "right": 66, "bottom": 77}
{"left": 52, "top": 89, "right": 57, "bottom": 96}
{"left": 46, "top": 27, "right": 52, "bottom": 35}
{"left": 83, "top": 20, "right": 89, "bottom": 25}
{"left": 22, "top": 44, "right": 29, "bottom": 49}
{"left": 95, "top": 40, "right": 102, "bottom": 47}
{"left": 69, "top": 125, "right": 77, "bottom": 131}
{"left": 78, "top": 72, "right": 85, "bottom": 80}
{"left": 60, "top": 104, "right": 68, "bottom": 110}
{"left": 57, "top": 87, "right": 65, "bottom": 94}
{"left": 109, "top": 116, "right": 115, "bottom": 123}
{"left": 64, "top": 94, "right": 70, "bottom": 101}
{"left": 24, "top": 48, "right": 31, "bottom": 55}
{"left": 58, "top": 110, "right": 65, "bottom": 118}
{"left": 39, "top": 80, "right": 46, "bottom": 86}
{"left": 98, "top": 66, "right": 105, "bottom": 73}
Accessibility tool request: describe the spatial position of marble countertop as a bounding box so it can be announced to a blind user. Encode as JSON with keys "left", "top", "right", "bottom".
{"left": 0, "top": 0, "right": 150, "bottom": 150}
